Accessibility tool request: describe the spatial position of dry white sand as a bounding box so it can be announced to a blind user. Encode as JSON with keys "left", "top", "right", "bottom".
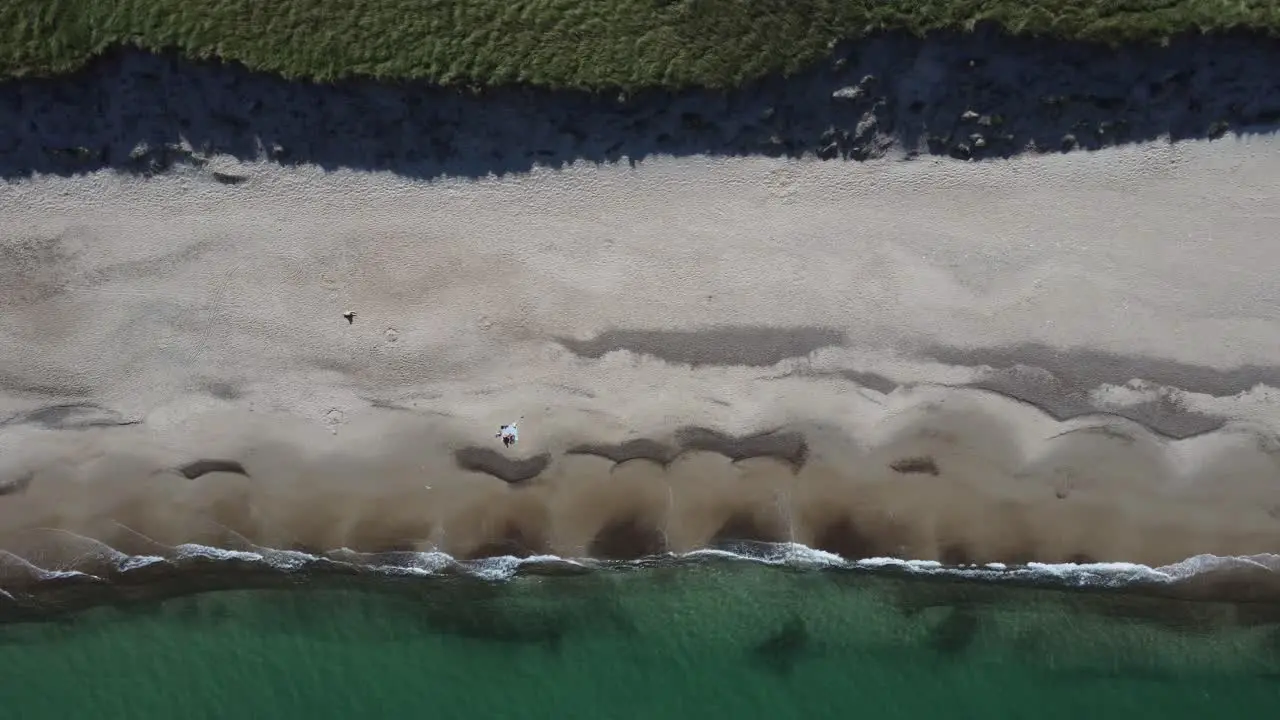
{"left": 2, "top": 136, "right": 1280, "bottom": 569}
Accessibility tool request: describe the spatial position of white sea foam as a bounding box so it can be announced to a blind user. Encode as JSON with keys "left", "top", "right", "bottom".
{"left": 172, "top": 544, "right": 266, "bottom": 564}
{"left": 2, "top": 539, "right": 1277, "bottom": 591}
{"left": 117, "top": 555, "right": 167, "bottom": 571}
{"left": 0, "top": 549, "right": 104, "bottom": 583}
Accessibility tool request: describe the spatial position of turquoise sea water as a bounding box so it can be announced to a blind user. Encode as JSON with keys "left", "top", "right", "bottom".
{"left": 4, "top": 559, "right": 1280, "bottom": 719}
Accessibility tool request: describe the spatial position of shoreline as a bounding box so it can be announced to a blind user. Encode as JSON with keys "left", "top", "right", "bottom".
{"left": 5, "top": 540, "right": 1280, "bottom": 625}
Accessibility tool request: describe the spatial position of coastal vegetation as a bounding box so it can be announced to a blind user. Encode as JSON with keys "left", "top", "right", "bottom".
{"left": 3, "top": 0, "right": 1278, "bottom": 90}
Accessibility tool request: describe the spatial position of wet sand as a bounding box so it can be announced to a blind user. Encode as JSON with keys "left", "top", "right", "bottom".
{"left": 2, "top": 139, "right": 1280, "bottom": 571}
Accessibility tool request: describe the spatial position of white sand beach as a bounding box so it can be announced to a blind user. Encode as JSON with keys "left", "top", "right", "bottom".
{"left": 2, "top": 136, "right": 1280, "bottom": 568}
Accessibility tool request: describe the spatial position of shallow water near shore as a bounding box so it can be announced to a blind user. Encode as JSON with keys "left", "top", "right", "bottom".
{"left": 4, "top": 557, "right": 1280, "bottom": 719}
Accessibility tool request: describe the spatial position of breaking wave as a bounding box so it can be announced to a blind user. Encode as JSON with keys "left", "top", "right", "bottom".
{"left": 4, "top": 530, "right": 1280, "bottom": 623}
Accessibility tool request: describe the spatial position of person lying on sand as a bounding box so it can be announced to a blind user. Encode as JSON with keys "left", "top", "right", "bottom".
{"left": 496, "top": 421, "right": 519, "bottom": 449}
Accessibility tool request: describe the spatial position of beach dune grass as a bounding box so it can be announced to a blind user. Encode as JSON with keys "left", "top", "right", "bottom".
{"left": 3, "top": 0, "right": 1279, "bottom": 90}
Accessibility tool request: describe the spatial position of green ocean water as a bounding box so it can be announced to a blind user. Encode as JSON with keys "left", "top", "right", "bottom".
{"left": 3, "top": 561, "right": 1280, "bottom": 719}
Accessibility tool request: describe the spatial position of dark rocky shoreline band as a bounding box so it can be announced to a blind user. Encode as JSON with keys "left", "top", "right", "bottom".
{"left": 1, "top": 28, "right": 1279, "bottom": 181}
{"left": 4, "top": 547, "right": 1280, "bottom": 633}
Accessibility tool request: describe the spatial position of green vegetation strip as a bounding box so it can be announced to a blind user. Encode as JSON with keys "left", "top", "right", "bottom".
{"left": 4, "top": 1, "right": 1279, "bottom": 89}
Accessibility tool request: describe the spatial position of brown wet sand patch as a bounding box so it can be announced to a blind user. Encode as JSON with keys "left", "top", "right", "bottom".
{"left": 331, "top": 499, "right": 440, "bottom": 555}
{"left": 2, "top": 403, "right": 1280, "bottom": 568}
{"left": 709, "top": 511, "right": 788, "bottom": 547}
{"left": 588, "top": 514, "right": 668, "bottom": 560}
{"left": 675, "top": 426, "right": 810, "bottom": 470}
{"left": 787, "top": 457, "right": 937, "bottom": 560}
{"left": 167, "top": 471, "right": 258, "bottom": 549}
{"left": 663, "top": 453, "right": 792, "bottom": 551}
{"left": 543, "top": 454, "right": 672, "bottom": 558}
{"left": 173, "top": 459, "right": 249, "bottom": 480}
{"left": 452, "top": 447, "right": 551, "bottom": 484}
{"left": 442, "top": 486, "right": 553, "bottom": 560}
{"left": 790, "top": 478, "right": 924, "bottom": 560}
{"left": 566, "top": 438, "right": 679, "bottom": 466}
{"left": 931, "top": 498, "right": 1041, "bottom": 566}
{"left": 464, "top": 521, "right": 550, "bottom": 560}
{"left": 810, "top": 516, "right": 888, "bottom": 561}
{"left": 889, "top": 457, "right": 939, "bottom": 476}
{"left": 555, "top": 327, "right": 846, "bottom": 368}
